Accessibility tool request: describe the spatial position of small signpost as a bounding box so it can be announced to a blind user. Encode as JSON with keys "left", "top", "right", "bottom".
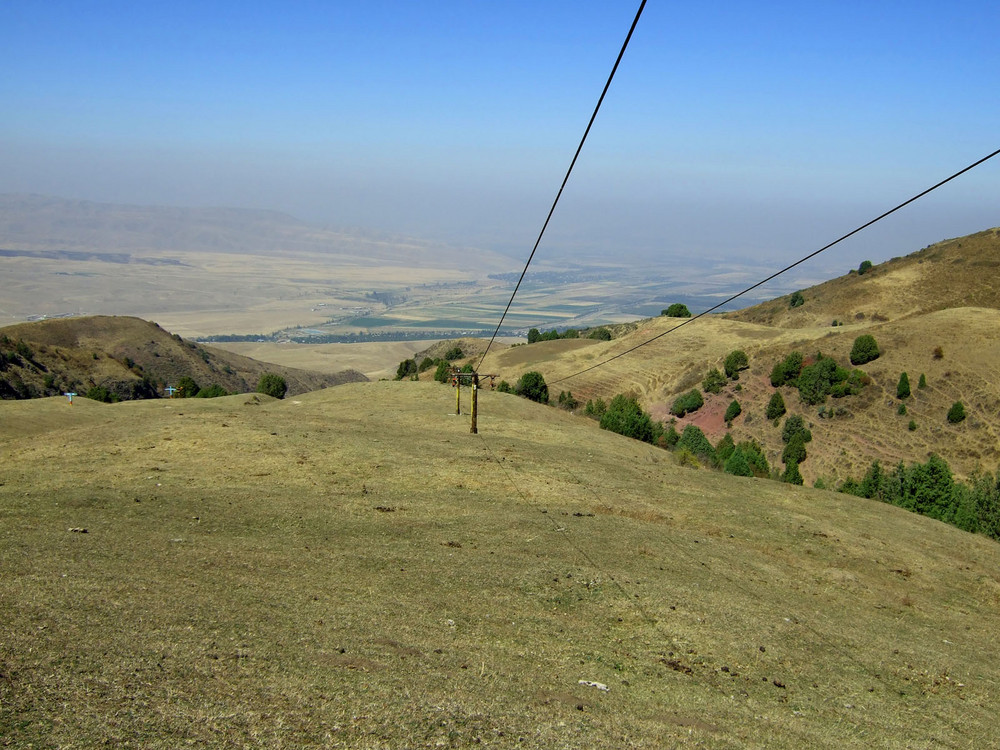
{"left": 63, "top": 392, "right": 77, "bottom": 405}
{"left": 165, "top": 385, "right": 178, "bottom": 398}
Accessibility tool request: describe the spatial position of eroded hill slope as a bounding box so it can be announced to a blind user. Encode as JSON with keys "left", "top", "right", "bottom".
{"left": 0, "top": 315, "right": 366, "bottom": 399}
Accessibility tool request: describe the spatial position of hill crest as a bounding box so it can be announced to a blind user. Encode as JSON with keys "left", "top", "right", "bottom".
{"left": 727, "top": 227, "right": 1000, "bottom": 327}
{"left": 0, "top": 315, "right": 366, "bottom": 400}
{"left": 0, "top": 192, "right": 513, "bottom": 270}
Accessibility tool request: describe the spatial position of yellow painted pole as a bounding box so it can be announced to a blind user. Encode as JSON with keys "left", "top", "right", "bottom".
{"left": 470, "top": 372, "right": 478, "bottom": 434}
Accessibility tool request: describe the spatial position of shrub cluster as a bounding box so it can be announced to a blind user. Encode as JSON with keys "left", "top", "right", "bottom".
{"left": 434, "top": 361, "right": 452, "bottom": 383}
{"left": 765, "top": 391, "right": 786, "bottom": 420}
{"left": 196, "top": 384, "right": 230, "bottom": 398}
{"left": 778, "top": 415, "right": 812, "bottom": 484}
{"left": 796, "top": 355, "right": 867, "bottom": 405}
{"left": 782, "top": 461, "right": 804, "bottom": 485}
{"left": 724, "top": 350, "right": 749, "bottom": 379}
{"left": 770, "top": 350, "right": 869, "bottom": 406}
{"left": 724, "top": 440, "right": 770, "bottom": 478}
{"left": 781, "top": 415, "right": 812, "bottom": 445}
{"left": 600, "top": 394, "right": 661, "bottom": 444}
{"left": 586, "top": 388, "right": 782, "bottom": 484}
{"left": 661, "top": 303, "right": 692, "bottom": 318}
{"left": 896, "top": 372, "right": 911, "bottom": 399}
{"left": 401, "top": 347, "right": 466, "bottom": 381}
{"left": 176, "top": 376, "right": 199, "bottom": 397}
{"left": 770, "top": 352, "right": 803, "bottom": 387}
{"left": 850, "top": 335, "right": 880, "bottom": 365}
{"left": 395, "top": 359, "right": 418, "bottom": 380}
{"left": 527, "top": 328, "right": 578, "bottom": 344}
{"left": 724, "top": 399, "right": 742, "bottom": 424}
{"left": 85, "top": 385, "right": 116, "bottom": 403}
{"left": 514, "top": 371, "right": 548, "bottom": 404}
{"left": 677, "top": 425, "right": 715, "bottom": 464}
{"left": 556, "top": 390, "right": 579, "bottom": 410}
{"left": 947, "top": 402, "right": 966, "bottom": 424}
{"left": 584, "top": 397, "right": 607, "bottom": 417}
{"left": 257, "top": 373, "right": 287, "bottom": 399}
{"left": 670, "top": 389, "right": 704, "bottom": 417}
{"left": 702, "top": 368, "right": 726, "bottom": 394}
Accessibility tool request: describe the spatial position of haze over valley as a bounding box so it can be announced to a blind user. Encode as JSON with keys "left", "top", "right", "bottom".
{"left": 0, "top": 193, "right": 821, "bottom": 355}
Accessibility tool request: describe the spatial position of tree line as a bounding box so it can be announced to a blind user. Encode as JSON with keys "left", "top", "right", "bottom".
{"left": 839, "top": 456, "right": 1000, "bottom": 541}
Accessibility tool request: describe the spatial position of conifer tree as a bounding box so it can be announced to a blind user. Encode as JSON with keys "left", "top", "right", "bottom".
{"left": 724, "top": 399, "right": 742, "bottom": 424}
{"left": 765, "top": 391, "right": 786, "bottom": 420}
{"left": 897, "top": 372, "right": 910, "bottom": 399}
{"left": 947, "top": 401, "right": 966, "bottom": 424}
{"left": 782, "top": 461, "right": 804, "bottom": 485}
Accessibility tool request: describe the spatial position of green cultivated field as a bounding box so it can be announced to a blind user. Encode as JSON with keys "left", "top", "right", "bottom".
{"left": 3, "top": 383, "right": 1000, "bottom": 747}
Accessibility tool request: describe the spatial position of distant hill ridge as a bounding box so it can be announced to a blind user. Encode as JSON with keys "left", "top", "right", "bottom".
{"left": 0, "top": 193, "right": 513, "bottom": 270}
{"left": 0, "top": 315, "right": 366, "bottom": 400}
{"left": 727, "top": 227, "right": 1000, "bottom": 327}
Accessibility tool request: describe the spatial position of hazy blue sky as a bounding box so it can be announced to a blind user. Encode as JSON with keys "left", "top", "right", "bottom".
{"left": 2, "top": 1, "right": 997, "bottom": 275}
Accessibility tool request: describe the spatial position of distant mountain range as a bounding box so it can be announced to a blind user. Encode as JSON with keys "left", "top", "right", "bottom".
{"left": 0, "top": 193, "right": 514, "bottom": 270}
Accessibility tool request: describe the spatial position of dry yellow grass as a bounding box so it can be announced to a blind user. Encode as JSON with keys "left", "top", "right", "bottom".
{"left": 4, "top": 382, "right": 1000, "bottom": 747}
{"left": 213, "top": 340, "right": 440, "bottom": 380}
{"left": 727, "top": 227, "right": 1000, "bottom": 328}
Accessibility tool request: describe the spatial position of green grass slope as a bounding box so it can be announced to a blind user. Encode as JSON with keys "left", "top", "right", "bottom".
{"left": 0, "top": 315, "right": 366, "bottom": 400}
{"left": 3, "top": 382, "right": 1000, "bottom": 747}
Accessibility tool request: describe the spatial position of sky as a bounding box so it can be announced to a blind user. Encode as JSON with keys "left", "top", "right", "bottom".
{"left": 2, "top": 0, "right": 997, "bottom": 279}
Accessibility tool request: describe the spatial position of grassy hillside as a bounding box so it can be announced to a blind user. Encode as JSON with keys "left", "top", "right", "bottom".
{"left": 3, "top": 382, "right": 1000, "bottom": 747}
{"left": 0, "top": 315, "right": 366, "bottom": 400}
{"left": 727, "top": 227, "right": 1000, "bottom": 328}
{"left": 471, "top": 228, "right": 1000, "bottom": 485}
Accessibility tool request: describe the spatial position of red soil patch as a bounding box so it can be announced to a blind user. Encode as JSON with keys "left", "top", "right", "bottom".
{"left": 649, "top": 395, "right": 730, "bottom": 442}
